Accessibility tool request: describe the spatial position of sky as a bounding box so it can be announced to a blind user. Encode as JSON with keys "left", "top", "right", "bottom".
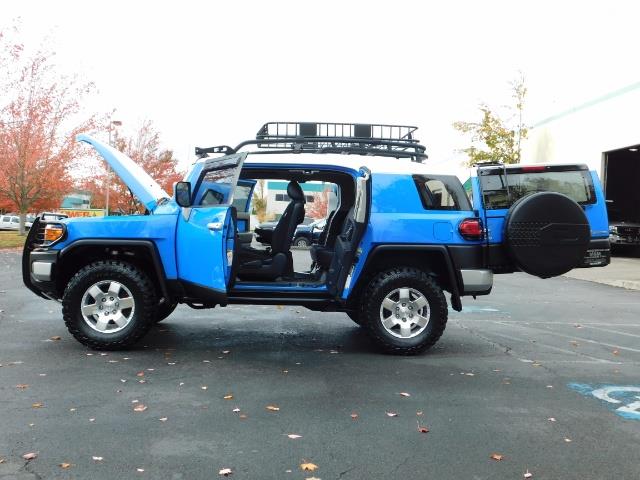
{"left": 3, "top": 0, "right": 640, "bottom": 177}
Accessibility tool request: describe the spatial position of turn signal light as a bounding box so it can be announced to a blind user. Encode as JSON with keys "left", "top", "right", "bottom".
{"left": 43, "top": 224, "right": 65, "bottom": 244}
{"left": 459, "top": 218, "right": 484, "bottom": 240}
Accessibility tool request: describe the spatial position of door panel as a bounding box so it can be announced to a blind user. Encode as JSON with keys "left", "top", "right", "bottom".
{"left": 177, "top": 206, "right": 233, "bottom": 292}
{"left": 176, "top": 152, "right": 246, "bottom": 295}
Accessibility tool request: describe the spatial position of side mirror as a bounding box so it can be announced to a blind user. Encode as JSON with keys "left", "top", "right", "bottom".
{"left": 175, "top": 181, "right": 192, "bottom": 207}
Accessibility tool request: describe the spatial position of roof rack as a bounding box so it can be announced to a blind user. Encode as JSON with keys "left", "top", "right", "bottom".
{"left": 196, "top": 122, "right": 428, "bottom": 162}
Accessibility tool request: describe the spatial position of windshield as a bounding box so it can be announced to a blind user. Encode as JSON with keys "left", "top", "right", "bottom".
{"left": 480, "top": 167, "right": 595, "bottom": 210}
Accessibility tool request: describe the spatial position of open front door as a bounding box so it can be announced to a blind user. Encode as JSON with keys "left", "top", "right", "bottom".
{"left": 176, "top": 153, "right": 247, "bottom": 302}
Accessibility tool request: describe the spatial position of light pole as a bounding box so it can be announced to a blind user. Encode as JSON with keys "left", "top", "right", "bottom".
{"left": 105, "top": 119, "right": 122, "bottom": 216}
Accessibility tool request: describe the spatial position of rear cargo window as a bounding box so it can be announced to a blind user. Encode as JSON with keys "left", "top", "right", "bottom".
{"left": 479, "top": 167, "right": 595, "bottom": 210}
{"left": 413, "top": 175, "right": 472, "bottom": 211}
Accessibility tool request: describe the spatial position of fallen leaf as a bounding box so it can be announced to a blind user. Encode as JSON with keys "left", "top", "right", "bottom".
{"left": 89, "top": 418, "right": 95, "bottom": 422}
{"left": 613, "top": 350, "right": 619, "bottom": 356}
{"left": 300, "top": 462, "right": 318, "bottom": 472}
{"left": 0, "top": 458, "right": 5, "bottom": 464}
{"left": 32, "top": 402, "right": 44, "bottom": 409}
{"left": 60, "top": 462, "right": 73, "bottom": 469}
{"left": 137, "top": 468, "right": 145, "bottom": 472}
{"left": 239, "top": 414, "right": 248, "bottom": 419}
{"left": 569, "top": 341, "right": 579, "bottom": 347}
{"left": 133, "top": 404, "right": 148, "bottom": 412}
{"left": 399, "top": 392, "right": 411, "bottom": 397}
{"left": 490, "top": 453, "right": 503, "bottom": 461}
{"left": 386, "top": 411, "right": 398, "bottom": 417}
{"left": 350, "top": 413, "right": 358, "bottom": 419}
{"left": 159, "top": 417, "right": 168, "bottom": 422}
{"left": 50, "top": 336, "right": 62, "bottom": 341}
{"left": 417, "top": 425, "right": 429, "bottom": 433}
{"left": 286, "top": 434, "right": 302, "bottom": 439}
{"left": 548, "top": 417, "right": 556, "bottom": 422}
{"left": 223, "top": 394, "right": 234, "bottom": 400}
{"left": 416, "top": 411, "right": 424, "bottom": 416}
{"left": 524, "top": 470, "right": 533, "bottom": 478}
{"left": 219, "top": 467, "right": 233, "bottom": 476}
{"left": 22, "top": 452, "right": 37, "bottom": 460}
{"left": 92, "top": 456, "right": 103, "bottom": 462}
{"left": 564, "top": 437, "right": 572, "bottom": 443}
{"left": 136, "top": 371, "right": 145, "bottom": 377}
{"left": 16, "top": 384, "right": 29, "bottom": 389}
{"left": 266, "top": 405, "right": 280, "bottom": 411}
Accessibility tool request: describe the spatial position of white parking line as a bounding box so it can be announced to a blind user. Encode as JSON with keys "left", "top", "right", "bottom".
{"left": 495, "top": 321, "right": 640, "bottom": 354}
{"left": 476, "top": 330, "right": 616, "bottom": 364}
{"left": 582, "top": 324, "right": 640, "bottom": 339}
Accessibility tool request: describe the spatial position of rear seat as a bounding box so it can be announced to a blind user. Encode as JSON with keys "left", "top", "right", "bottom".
{"left": 310, "top": 208, "right": 354, "bottom": 270}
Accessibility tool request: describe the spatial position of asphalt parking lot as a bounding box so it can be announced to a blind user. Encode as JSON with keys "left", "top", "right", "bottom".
{"left": 1, "top": 248, "right": 639, "bottom": 479}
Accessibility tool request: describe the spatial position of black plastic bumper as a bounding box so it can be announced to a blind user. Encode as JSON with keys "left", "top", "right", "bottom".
{"left": 580, "top": 238, "right": 610, "bottom": 268}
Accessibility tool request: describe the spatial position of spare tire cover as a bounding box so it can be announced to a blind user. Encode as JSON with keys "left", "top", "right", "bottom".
{"left": 505, "top": 192, "right": 590, "bottom": 278}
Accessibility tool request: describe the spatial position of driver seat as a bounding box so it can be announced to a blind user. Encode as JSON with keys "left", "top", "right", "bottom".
{"left": 237, "top": 181, "right": 306, "bottom": 280}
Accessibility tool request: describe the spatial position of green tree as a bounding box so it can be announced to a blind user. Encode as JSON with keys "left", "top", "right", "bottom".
{"left": 454, "top": 75, "right": 528, "bottom": 166}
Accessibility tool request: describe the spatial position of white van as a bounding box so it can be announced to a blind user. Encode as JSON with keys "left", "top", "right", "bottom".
{"left": 0, "top": 215, "right": 33, "bottom": 230}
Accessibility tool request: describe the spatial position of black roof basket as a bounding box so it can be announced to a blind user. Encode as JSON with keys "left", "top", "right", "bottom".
{"left": 196, "top": 122, "right": 428, "bottom": 162}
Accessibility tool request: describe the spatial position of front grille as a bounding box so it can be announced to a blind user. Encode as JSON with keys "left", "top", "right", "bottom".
{"left": 618, "top": 227, "right": 640, "bottom": 236}
{"left": 33, "top": 222, "right": 46, "bottom": 246}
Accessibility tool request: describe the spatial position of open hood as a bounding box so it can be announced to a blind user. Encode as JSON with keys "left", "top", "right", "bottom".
{"left": 77, "top": 134, "right": 169, "bottom": 212}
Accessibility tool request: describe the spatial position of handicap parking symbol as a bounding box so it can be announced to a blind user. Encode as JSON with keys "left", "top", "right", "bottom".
{"left": 569, "top": 383, "right": 640, "bottom": 420}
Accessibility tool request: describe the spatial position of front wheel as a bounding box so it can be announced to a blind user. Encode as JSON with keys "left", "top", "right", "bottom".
{"left": 62, "top": 260, "right": 157, "bottom": 350}
{"left": 154, "top": 301, "right": 178, "bottom": 323}
{"left": 360, "top": 267, "right": 448, "bottom": 355}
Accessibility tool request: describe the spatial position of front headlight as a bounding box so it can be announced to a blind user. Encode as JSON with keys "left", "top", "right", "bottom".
{"left": 43, "top": 223, "right": 65, "bottom": 245}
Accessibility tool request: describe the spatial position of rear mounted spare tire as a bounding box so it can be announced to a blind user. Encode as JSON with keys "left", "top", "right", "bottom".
{"left": 504, "top": 192, "right": 590, "bottom": 278}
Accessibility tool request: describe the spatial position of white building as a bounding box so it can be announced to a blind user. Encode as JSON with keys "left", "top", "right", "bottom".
{"left": 523, "top": 81, "right": 640, "bottom": 223}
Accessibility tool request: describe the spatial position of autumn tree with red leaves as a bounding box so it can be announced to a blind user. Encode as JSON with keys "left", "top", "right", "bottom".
{"left": 307, "top": 190, "right": 330, "bottom": 219}
{"left": 77, "top": 120, "right": 182, "bottom": 214}
{"left": 0, "top": 26, "right": 96, "bottom": 233}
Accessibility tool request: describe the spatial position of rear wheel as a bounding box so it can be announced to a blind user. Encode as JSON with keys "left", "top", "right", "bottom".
{"left": 360, "top": 267, "right": 448, "bottom": 355}
{"left": 62, "top": 261, "right": 157, "bottom": 350}
{"left": 346, "top": 311, "right": 364, "bottom": 326}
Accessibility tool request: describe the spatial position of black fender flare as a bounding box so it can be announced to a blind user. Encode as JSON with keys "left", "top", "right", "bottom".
{"left": 59, "top": 239, "right": 171, "bottom": 302}
{"left": 354, "top": 244, "right": 462, "bottom": 311}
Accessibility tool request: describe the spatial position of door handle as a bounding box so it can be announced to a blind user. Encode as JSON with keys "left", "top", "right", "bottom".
{"left": 207, "top": 222, "right": 223, "bottom": 231}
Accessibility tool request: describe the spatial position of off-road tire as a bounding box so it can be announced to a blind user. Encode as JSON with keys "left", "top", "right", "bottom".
{"left": 346, "top": 311, "right": 364, "bottom": 326}
{"left": 62, "top": 260, "right": 157, "bottom": 350}
{"left": 360, "top": 267, "right": 448, "bottom": 355}
{"left": 154, "top": 301, "right": 178, "bottom": 323}
{"left": 294, "top": 237, "right": 310, "bottom": 248}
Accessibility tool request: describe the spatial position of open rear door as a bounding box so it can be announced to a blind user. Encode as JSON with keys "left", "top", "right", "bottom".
{"left": 176, "top": 153, "right": 247, "bottom": 303}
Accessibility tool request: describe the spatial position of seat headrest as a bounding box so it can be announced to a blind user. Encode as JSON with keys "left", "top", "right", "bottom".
{"left": 287, "top": 181, "right": 305, "bottom": 202}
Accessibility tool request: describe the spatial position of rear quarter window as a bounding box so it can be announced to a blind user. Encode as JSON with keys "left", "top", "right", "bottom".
{"left": 413, "top": 175, "right": 472, "bottom": 211}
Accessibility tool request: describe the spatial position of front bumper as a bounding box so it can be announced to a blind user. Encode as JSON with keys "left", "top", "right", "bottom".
{"left": 22, "top": 218, "right": 60, "bottom": 300}
{"left": 609, "top": 233, "right": 640, "bottom": 246}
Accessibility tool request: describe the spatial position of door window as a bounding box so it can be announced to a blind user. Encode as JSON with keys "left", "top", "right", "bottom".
{"left": 194, "top": 155, "right": 245, "bottom": 207}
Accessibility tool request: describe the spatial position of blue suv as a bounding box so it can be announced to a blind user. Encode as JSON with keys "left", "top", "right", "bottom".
{"left": 22, "top": 122, "right": 610, "bottom": 354}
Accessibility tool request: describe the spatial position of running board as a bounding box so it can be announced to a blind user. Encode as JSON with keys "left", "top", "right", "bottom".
{"left": 227, "top": 291, "right": 340, "bottom": 311}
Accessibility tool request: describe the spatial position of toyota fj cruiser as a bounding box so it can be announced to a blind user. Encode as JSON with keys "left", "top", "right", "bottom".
{"left": 23, "top": 122, "right": 610, "bottom": 354}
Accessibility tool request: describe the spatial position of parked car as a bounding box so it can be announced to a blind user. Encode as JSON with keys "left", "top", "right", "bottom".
{"left": 606, "top": 202, "right": 640, "bottom": 250}
{"left": 23, "top": 122, "right": 610, "bottom": 354}
{"left": 0, "top": 214, "right": 33, "bottom": 230}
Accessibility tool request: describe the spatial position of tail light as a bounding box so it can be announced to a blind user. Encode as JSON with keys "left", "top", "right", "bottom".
{"left": 459, "top": 218, "right": 484, "bottom": 240}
